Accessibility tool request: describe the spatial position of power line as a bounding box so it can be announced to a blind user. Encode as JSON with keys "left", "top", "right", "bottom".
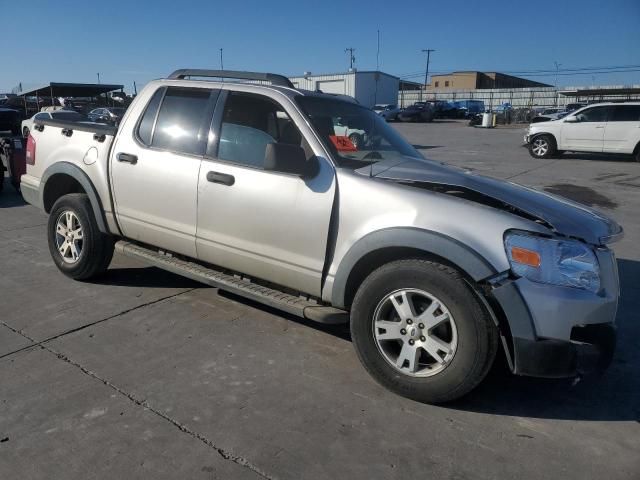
{"left": 396, "top": 64, "right": 640, "bottom": 79}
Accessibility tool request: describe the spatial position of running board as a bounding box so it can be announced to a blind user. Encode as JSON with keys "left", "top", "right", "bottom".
{"left": 114, "top": 241, "right": 348, "bottom": 324}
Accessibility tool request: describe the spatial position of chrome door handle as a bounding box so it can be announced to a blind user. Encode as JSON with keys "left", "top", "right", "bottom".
{"left": 206, "top": 171, "right": 235, "bottom": 186}
{"left": 595, "top": 125, "right": 605, "bottom": 129}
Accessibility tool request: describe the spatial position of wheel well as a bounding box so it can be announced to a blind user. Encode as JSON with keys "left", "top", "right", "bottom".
{"left": 531, "top": 132, "right": 557, "bottom": 146}
{"left": 633, "top": 141, "right": 640, "bottom": 155}
{"left": 343, "top": 247, "right": 477, "bottom": 309}
{"left": 43, "top": 174, "right": 86, "bottom": 213}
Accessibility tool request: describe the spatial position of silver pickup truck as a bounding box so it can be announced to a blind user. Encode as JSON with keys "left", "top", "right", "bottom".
{"left": 21, "top": 69, "right": 622, "bottom": 403}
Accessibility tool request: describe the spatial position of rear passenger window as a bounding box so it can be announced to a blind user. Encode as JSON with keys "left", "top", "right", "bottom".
{"left": 152, "top": 87, "right": 211, "bottom": 155}
{"left": 610, "top": 105, "right": 640, "bottom": 122}
{"left": 137, "top": 88, "right": 164, "bottom": 145}
{"left": 217, "top": 92, "right": 302, "bottom": 168}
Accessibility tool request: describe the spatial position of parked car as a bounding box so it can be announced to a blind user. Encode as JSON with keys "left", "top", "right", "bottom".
{"left": 525, "top": 102, "right": 640, "bottom": 161}
{"left": 565, "top": 103, "right": 587, "bottom": 113}
{"left": 21, "top": 110, "right": 87, "bottom": 138}
{"left": 373, "top": 104, "right": 402, "bottom": 121}
{"left": 332, "top": 117, "right": 370, "bottom": 148}
{"left": 531, "top": 108, "right": 570, "bottom": 123}
{"left": 0, "top": 107, "right": 21, "bottom": 135}
{"left": 0, "top": 137, "right": 26, "bottom": 192}
{"left": 88, "top": 107, "right": 126, "bottom": 125}
{"left": 452, "top": 100, "right": 485, "bottom": 118}
{"left": 22, "top": 68, "right": 622, "bottom": 404}
{"left": 431, "top": 101, "right": 460, "bottom": 119}
{"left": 398, "top": 102, "right": 434, "bottom": 122}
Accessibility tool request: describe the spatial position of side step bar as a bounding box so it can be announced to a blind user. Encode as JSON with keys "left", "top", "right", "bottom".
{"left": 115, "top": 241, "right": 348, "bottom": 324}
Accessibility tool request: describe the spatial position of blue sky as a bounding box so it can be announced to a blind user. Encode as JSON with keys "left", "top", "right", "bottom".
{"left": 2, "top": 0, "right": 639, "bottom": 93}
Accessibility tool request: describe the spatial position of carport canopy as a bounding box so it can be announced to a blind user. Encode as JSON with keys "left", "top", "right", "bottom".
{"left": 560, "top": 86, "right": 640, "bottom": 99}
{"left": 18, "top": 82, "right": 123, "bottom": 98}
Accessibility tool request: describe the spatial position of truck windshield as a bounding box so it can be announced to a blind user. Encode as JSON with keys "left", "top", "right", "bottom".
{"left": 296, "top": 96, "right": 421, "bottom": 168}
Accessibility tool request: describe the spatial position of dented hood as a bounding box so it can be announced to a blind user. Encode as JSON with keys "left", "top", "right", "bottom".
{"left": 355, "top": 158, "right": 622, "bottom": 245}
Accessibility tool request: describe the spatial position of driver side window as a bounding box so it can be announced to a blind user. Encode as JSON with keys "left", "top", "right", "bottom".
{"left": 217, "top": 92, "right": 303, "bottom": 169}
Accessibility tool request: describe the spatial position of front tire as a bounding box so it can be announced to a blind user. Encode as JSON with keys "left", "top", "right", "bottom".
{"left": 350, "top": 259, "right": 498, "bottom": 403}
{"left": 528, "top": 134, "right": 557, "bottom": 158}
{"left": 47, "top": 194, "right": 114, "bottom": 280}
{"left": 22, "top": 127, "right": 29, "bottom": 138}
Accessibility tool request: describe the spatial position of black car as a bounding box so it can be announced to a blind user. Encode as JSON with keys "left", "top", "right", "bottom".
{"left": 397, "top": 102, "right": 435, "bottom": 123}
{"left": 88, "top": 107, "right": 126, "bottom": 125}
{"left": 0, "top": 108, "right": 21, "bottom": 135}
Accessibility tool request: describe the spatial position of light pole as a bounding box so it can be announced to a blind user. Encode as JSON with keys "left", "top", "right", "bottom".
{"left": 220, "top": 48, "right": 224, "bottom": 70}
{"left": 97, "top": 72, "right": 100, "bottom": 84}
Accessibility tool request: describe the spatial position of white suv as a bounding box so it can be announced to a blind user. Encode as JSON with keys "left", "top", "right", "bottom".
{"left": 525, "top": 102, "right": 640, "bottom": 161}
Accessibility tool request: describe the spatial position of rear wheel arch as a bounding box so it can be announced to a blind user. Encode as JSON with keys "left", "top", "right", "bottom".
{"left": 41, "top": 163, "right": 109, "bottom": 233}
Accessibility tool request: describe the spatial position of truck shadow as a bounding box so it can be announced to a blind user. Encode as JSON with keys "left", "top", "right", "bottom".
{"left": 94, "top": 266, "right": 203, "bottom": 289}
{"left": 0, "top": 189, "right": 27, "bottom": 208}
{"left": 99, "top": 257, "right": 639, "bottom": 421}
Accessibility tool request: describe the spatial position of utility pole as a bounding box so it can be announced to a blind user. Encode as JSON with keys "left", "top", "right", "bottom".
{"left": 345, "top": 47, "right": 356, "bottom": 70}
{"left": 554, "top": 61, "right": 562, "bottom": 89}
{"left": 422, "top": 49, "right": 435, "bottom": 90}
{"left": 220, "top": 48, "right": 224, "bottom": 70}
{"left": 554, "top": 61, "right": 562, "bottom": 106}
{"left": 97, "top": 72, "right": 100, "bottom": 84}
{"left": 376, "top": 30, "right": 380, "bottom": 70}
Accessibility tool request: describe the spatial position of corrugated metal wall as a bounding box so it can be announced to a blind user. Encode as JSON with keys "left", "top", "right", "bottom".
{"left": 290, "top": 74, "right": 356, "bottom": 97}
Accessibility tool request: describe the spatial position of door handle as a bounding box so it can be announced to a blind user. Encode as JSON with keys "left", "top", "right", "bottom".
{"left": 207, "top": 171, "right": 235, "bottom": 186}
{"left": 595, "top": 125, "right": 605, "bottom": 129}
{"left": 117, "top": 152, "right": 138, "bottom": 164}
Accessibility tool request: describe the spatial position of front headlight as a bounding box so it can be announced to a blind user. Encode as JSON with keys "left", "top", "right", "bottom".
{"left": 504, "top": 232, "right": 600, "bottom": 293}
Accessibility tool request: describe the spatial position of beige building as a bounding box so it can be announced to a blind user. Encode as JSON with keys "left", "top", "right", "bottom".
{"left": 429, "top": 71, "right": 551, "bottom": 90}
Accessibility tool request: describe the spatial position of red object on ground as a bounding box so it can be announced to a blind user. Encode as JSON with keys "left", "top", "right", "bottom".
{"left": 329, "top": 135, "right": 358, "bottom": 152}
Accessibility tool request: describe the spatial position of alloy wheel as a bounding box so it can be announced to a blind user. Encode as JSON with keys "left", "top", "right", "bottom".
{"left": 372, "top": 288, "right": 458, "bottom": 377}
{"left": 55, "top": 210, "right": 84, "bottom": 264}
{"left": 532, "top": 138, "right": 549, "bottom": 156}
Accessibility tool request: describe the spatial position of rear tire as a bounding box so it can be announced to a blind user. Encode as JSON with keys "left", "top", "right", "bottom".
{"left": 528, "top": 134, "right": 557, "bottom": 158}
{"left": 350, "top": 259, "right": 498, "bottom": 404}
{"left": 47, "top": 194, "right": 114, "bottom": 280}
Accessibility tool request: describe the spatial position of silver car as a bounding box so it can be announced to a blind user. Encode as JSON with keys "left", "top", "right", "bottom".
{"left": 22, "top": 69, "right": 622, "bottom": 403}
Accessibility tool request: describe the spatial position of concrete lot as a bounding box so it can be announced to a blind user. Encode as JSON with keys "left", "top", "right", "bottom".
{"left": 1, "top": 121, "right": 639, "bottom": 479}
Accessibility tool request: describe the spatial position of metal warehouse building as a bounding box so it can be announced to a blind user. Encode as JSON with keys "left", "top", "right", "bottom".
{"left": 289, "top": 71, "right": 399, "bottom": 108}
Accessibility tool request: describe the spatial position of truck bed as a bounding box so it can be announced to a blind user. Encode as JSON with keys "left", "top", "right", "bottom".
{"left": 21, "top": 118, "right": 119, "bottom": 234}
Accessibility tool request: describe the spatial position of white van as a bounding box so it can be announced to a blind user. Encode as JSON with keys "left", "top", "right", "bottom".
{"left": 525, "top": 102, "right": 640, "bottom": 161}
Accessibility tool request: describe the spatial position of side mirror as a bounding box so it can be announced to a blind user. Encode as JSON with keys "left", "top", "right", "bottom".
{"left": 264, "top": 143, "right": 318, "bottom": 177}
{"left": 564, "top": 116, "right": 579, "bottom": 123}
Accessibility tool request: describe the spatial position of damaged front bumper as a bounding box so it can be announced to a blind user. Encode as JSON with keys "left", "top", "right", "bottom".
{"left": 490, "top": 247, "right": 619, "bottom": 378}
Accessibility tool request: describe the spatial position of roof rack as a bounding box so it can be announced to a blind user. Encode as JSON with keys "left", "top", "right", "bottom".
{"left": 167, "top": 69, "right": 294, "bottom": 88}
